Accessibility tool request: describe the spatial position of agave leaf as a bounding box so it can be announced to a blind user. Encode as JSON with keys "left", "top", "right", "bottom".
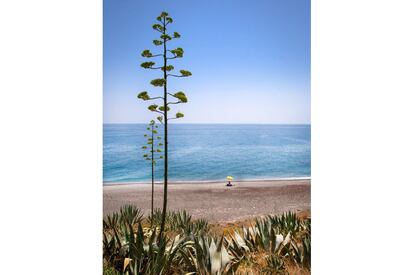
{"left": 274, "top": 233, "right": 284, "bottom": 252}
{"left": 123, "top": 257, "right": 131, "bottom": 272}
{"left": 282, "top": 232, "right": 291, "bottom": 246}
{"left": 209, "top": 239, "right": 222, "bottom": 274}
{"left": 221, "top": 246, "right": 231, "bottom": 270}
{"left": 235, "top": 231, "right": 249, "bottom": 252}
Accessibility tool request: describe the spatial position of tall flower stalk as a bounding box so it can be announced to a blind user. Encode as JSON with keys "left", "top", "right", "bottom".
{"left": 137, "top": 11, "right": 191, "bottom": 240}
{"left": 142, "top": 120, "right": 162, "bottom": 223}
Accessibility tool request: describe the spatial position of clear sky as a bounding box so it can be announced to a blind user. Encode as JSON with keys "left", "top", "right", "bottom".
{"left": 104, "top": 0, "right": 310, "bottom": 124}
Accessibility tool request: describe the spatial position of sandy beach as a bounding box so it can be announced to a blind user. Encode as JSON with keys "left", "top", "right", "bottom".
{"left": 103, "top": 179, "right": 310, "bottom": 223}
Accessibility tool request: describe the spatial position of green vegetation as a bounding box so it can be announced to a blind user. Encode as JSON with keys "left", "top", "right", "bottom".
{"left": 103, "top": 206, "right": 311, "bottom": 274}
{"left": 142, "top": 120, "right": 162, "bottom": 221}
{"left": 137, "top": 11, "right": 191, "bottom": 240}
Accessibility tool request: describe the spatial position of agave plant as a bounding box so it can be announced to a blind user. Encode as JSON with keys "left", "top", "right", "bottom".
{"left": 124, "top": 228, "right": 191, "bottom": 274}
{"left": 147, "top": 209, "right": 210, "bottom": 236}
{"left": 287, "top": 235, "right": 311, "bottom": 269}
{"left": 182, "top": 234, "right": 234, "bottom": 275}
{"left": 267, "top": 212, "right": 301, "bottom": 236}
{"left": 147, "top": 208, "right": 168, "bottom": 229}
{"left": 120, "top": 205, "right": 143, "bottom": 226}
{"left": 226, "top": 226, "right": 290, "bottom": 255}
{"left": 169, "top": 209, "right": 192, "bottom": 233}
{"left": 169, "top": 210, "right": 211, "bottom": 236}
{"left": 103, "top": 205, "right": 191, "bottom": 275}
{"left": 264, "top": 254, "right": 286, "bottom": 274}
{"left": 192, "top": 219, "right": 211, "bottom": 236}
{"left": 104, "top": 207, "right": 311, "bottom": 274}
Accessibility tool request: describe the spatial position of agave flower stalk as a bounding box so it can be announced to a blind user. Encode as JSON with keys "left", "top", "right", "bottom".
{"left": 137, "top": 11, "right": 191, "bottom": 241}
{"left": 142, "top": 120, "right": 163, "bottom": 223}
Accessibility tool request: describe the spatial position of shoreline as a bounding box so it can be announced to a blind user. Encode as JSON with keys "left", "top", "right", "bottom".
{"left": 103, "top": 176, "right": 311, "bottom": 186}
{"left": 104, "top": 179, "right": 310, "bottom": 223}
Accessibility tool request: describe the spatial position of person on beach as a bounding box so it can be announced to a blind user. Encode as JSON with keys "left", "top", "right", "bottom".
{"left": 226, "top": 176, "right": 233, "bottom": 187}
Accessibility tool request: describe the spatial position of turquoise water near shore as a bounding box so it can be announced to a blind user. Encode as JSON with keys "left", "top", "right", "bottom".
{"left": 103, "top": 124, "right": 310, "bottom": 184}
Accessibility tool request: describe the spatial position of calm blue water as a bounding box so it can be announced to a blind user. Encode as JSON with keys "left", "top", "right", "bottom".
{"left": 103, "top": 124, "right": 310, "bottom": 184}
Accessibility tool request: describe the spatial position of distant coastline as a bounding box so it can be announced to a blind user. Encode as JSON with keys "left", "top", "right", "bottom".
{"left": 103, "top": 122, "right": 311, "bottom": 126}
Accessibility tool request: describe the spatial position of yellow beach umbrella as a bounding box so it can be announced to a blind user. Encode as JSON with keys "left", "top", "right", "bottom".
{"left": 226, "top": 176, "right": 234, "bottom": 181}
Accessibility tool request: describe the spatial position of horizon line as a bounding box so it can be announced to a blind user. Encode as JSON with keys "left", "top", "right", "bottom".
{"left": 103, "top": 122, "right": 311, "bottom": 125}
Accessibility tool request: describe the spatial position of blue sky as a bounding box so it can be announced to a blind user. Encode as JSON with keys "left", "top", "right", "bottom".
{"left": 104, "top": 0, "right": 310, "bottom": 124}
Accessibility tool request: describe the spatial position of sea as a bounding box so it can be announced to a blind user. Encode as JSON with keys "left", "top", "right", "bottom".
{"left": 103, "top": 124, "right": 310, "bottom": 184}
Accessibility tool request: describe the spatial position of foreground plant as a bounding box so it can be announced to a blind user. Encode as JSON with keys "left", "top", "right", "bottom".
{"left": 137, "top": 11, "right": 191, "bottom": 240}
{"left": 103, "top": 206, "right": 190, "bottom": 274}
{"left": 182, "top": 234, "right": 234, "bottom": 275}
{"left": 149, "top": 208, "right": 210, "bottom": 236}
{"left": 103, "top": 206, "right": 311, "bottom": 274}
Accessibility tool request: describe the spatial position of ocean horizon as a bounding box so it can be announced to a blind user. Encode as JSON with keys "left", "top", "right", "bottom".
{"left": 103, "top": 123, "right": 310, "bottom": 184}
